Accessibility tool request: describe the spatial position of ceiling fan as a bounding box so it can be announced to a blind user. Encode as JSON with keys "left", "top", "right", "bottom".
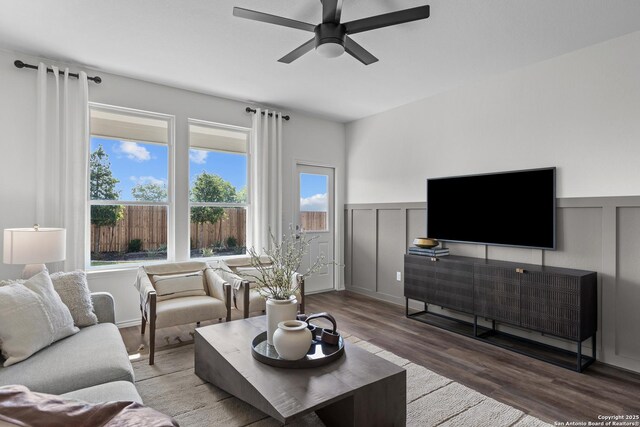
{"left": 233, "top": 1, "right": 430, "bottom": 65}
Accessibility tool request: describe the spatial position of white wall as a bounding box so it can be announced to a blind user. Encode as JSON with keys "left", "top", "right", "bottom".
{"left": 0, "top": 48, "right": 345, "bottom": 325}
{"left": 345, "top": 31, "right": 640, "bottom": 203}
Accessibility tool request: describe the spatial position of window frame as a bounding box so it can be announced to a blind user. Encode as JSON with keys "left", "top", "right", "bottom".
{"left": 187, "top": 118, "right": 252, "bottom": 260}
{"left": 86, "top": 102, "right": 175, "bottom": 271}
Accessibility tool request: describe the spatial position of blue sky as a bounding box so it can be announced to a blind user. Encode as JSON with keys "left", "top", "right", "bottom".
{"left": 300, "top": 173, "right": 328, "bottom": 212}
{"left": 90, "top": 137, "right": 328, "bottom": 210}
{"left": 90, "top": 137, "right": 247, "bottom": 202}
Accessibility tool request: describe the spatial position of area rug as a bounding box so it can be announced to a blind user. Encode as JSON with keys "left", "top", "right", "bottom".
{"left": 132, "top": 333, "right": 551, "bottom": 427}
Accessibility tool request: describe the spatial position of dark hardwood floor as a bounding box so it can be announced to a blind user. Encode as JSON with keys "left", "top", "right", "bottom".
{"left": 120, "top": 290, "right": 640, "bottom": 424}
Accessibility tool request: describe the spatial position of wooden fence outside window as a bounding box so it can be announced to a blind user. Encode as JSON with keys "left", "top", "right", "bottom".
{"left": 90, "top": 205, "right": 327, "bottom": 253}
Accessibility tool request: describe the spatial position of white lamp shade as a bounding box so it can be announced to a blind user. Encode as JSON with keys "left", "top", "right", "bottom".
{"left": 3, "top": 228, "right": 66, "bottom": 265}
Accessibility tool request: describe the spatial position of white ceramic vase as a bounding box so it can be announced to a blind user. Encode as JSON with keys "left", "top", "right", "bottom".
{"left": 266, "top": 296, "right": 298, "bottom": 345}
{"left": 273, "top": 320, "right": 313, "bottom": 360}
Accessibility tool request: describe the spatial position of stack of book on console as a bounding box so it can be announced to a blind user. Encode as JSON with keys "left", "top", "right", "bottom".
{"left": 408, "top": 246, "right": 450, "bottom": 257}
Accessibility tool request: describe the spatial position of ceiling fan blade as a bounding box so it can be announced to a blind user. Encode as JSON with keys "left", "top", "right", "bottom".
{"left": 321, "top": 0, "right": 343, "bottom": 23}
{"left": 343, "top": 5, "right": 430, "bottom": 35}
{"left": 278, "top": 38, "right": 316, "bottom": 63}
{"left": 233, "top": 7, "right": 316, "bottom": 32}
{"left": 344, "top": 36, "right": 378, "bottom": 65}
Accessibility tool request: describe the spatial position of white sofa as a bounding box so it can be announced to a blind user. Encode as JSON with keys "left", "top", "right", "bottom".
{"left": 0, "top": 292, "right": 140, "bottom": 404}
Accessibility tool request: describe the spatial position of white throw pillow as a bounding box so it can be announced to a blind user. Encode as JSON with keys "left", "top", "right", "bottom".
{"left": 152, "top": 271, "right": 206, "bottom": 301}
{"left": 0, "top": 272, "right": 79, "bottom": 367}
{"left": 50, "top": 271, "right": 98, "bottom": 327}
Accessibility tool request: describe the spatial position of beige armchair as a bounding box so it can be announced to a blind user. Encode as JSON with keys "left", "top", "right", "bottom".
{"left": 208, "top": 257, "right": 304, "bottom": 319}
{"left": 135, "top": 261, "right": 231, "bottom": 365}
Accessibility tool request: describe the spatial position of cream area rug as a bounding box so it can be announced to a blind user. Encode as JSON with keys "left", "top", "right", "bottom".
{"left": 132, "top": 333, "right": 552, "bottom": 427}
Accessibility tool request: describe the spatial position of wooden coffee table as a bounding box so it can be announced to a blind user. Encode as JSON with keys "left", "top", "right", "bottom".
{"left": 194, "top": 316, "right": 406, "bottom": 426}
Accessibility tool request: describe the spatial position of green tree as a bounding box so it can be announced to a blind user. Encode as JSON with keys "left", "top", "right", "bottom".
{"left": 131, "top": 182, "right": 167, "bottom": 202}
{"left": 90, "top": 145, "right": 124, "bottom": 253}
{"left": 190, "top": 172, "right": 237, "bottom": 249}
{"left": 235, "top": 186, "right": 247, "bottom": 203}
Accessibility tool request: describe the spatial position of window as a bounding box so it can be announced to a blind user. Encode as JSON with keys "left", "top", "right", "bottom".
{"left": 189, "top": 120, "right": 249, "bottom": 258}
{"left": 299, "top": 173, "right": 329, "bottom": 232}
{"left": 88, "top": 105, "right": 173, "bottom": 267}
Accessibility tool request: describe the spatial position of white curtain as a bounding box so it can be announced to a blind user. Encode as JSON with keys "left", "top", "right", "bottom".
{"left": 249, "top": 108, "right": 283, "bottom": 252}
{"left": 36, "top": 63, "right": 89, "bottom": 271}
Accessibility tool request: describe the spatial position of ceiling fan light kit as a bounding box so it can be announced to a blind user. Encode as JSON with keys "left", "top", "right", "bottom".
{"left": 315, "top": 23, "right": 346, "bottom": 58}
{"left": 233, "top": 1, "right": 430, "bottom": 65}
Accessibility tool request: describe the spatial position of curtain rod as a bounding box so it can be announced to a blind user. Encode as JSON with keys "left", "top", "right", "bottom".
{"left": 245, "top": 107, "right": 290, "bottom": 121}
{"left": 14, "top": 60, "right": 102, "bottom": 84}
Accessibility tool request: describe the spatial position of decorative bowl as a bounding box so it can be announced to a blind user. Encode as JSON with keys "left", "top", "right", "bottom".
{"left": 413, "top": 237, "right": 439, "bottom": 249}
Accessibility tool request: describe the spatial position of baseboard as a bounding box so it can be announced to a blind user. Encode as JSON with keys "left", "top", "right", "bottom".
{"left": 117, "top": 318, "right": 141, "bottom": 329}
{"left": 345, "top": 285, "right": 402, "bottom": 304}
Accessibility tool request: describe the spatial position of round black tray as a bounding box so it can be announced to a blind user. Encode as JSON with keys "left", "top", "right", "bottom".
{"left": 251, "top": 331, "right": 344, "bottom": 368}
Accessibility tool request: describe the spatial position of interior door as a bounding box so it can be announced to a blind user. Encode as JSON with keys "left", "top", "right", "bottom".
{"left": 295, "top": 164, "right": 335, "bottom": 293}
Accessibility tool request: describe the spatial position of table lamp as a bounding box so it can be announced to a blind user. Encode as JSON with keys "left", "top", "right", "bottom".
{"left": 3, "top": 225, "right": 66, "bottom": 279}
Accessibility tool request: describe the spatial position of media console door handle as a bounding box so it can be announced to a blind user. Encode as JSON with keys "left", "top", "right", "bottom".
{"left": 515, "top": 268, "right": 526, "bottom": 274}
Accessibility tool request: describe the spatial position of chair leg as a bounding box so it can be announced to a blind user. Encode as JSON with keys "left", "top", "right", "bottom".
{"left": 299, "top": 278, "right": 305, "bottom": 315}
{"left": 149, "top": 294, "right": 157, "bottom": 365}
{"left": 197, "top": 321, "right": 201, "bottom": 327}
{"left": 243, "top": 282, "right": 250, "bottom": 319}
{"left": 149, "top": 320, "right": 156, "bottom": 365}
{"left": 140, "top": 310, "right": 146, "bottom": 335}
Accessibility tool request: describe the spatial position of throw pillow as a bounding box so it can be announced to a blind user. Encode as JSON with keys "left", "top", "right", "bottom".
{"left": 151, "top": 271, "right": 207, "bottom": 301}
{"left": 50, "top": 271, "right": 98, "bottom": 327}
{"left": 0, "top": 385, "right": 178, "bottom": 427}
{"left": 0, "top": 272, "right": 78, "bottom": 367}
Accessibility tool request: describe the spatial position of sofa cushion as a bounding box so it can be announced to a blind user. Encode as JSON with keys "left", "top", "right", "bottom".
{"left": 0, "top": 272, "right": 78, "bottom": 367}
{"left": 152, "top": 271, "right": 207, "bottom": 302}
{"left": 61, "top": 381, "right": 142, "bottom": 404}
{"left": 155, "top": 296, "right": 228, "bottom": 328}
{"left": 50, "top": 271, "right": 98, "bottom": 327}
{"left": 0, "top": 323, "right": 133, "bottom": 395}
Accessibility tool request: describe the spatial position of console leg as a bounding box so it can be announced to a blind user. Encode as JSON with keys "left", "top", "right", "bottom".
{"left": 405, "top": 298, "right": 409, "bottom": 317}
{"left": 492, "top": 320, "right": 496, "bottom": 331}
{"left": 592, "top": 334, "right": 596, "bottom": 360}
{"left": 577, "top": 341, "right": 582, "bottom": 372}
{"left": 473, "top": 316, "right": 478, "bottom": 337}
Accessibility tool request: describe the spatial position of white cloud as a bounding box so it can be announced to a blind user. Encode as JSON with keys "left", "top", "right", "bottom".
{"left": 117, "top": 141, "right": 150, "bottom": 162}
{"left": 300, "top": 193, "right": 328, "bottom": 212}
{"left": 130, "top": 175, "right": 166, "bottom": 186}
{"left": 189, "top": 149, "right": 208, "bottom": 164}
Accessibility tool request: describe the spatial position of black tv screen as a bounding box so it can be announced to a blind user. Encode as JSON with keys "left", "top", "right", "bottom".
{"left": 427, "top": 167, "right": 556, "bottom": 250}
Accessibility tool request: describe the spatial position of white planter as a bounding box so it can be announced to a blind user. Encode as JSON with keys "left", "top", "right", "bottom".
{"left": 273, "top": 320, "right": 313, "bottom": 360}
{"left": 266, "top": 296, "right": 298, "bottom": 345}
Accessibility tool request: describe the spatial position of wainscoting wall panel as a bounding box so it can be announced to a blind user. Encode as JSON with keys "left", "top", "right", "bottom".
{"left": 350, "top": 209, "right": 376, "bottom": 292}
{"left": 344, "top": 197, "right": 640, "bottom": 373}
{"left": 616, "top": 207, "right": 640, "bottom": 360}
{"left": 376, "top": 209, "right": 405, "bottom": 300}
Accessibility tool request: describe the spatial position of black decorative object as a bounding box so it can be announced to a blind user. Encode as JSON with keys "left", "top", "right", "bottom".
{"left": 251, "top": 330, "right": 344, "bottom": 369}
{"left": 233, "top": 2, "right": 430, "bottom": 65}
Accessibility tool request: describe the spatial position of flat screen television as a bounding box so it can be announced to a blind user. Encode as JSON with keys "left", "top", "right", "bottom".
{"left": 426, "top": 167, "right": 556, "bottom": 250}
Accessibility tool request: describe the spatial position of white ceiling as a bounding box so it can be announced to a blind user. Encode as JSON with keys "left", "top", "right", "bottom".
{"left": 1, "top": 0, "right": 640, "bottom": 122}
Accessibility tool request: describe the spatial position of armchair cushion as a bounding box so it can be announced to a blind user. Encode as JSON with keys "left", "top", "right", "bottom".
{"left": 151, "top": 271, "right": 206, "bottom": 302}
{"left": 155, "top": 296, "right": 228, "bottom": 328}
{"left": 234, "top": 265, "right": 272, "bottom": 284}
